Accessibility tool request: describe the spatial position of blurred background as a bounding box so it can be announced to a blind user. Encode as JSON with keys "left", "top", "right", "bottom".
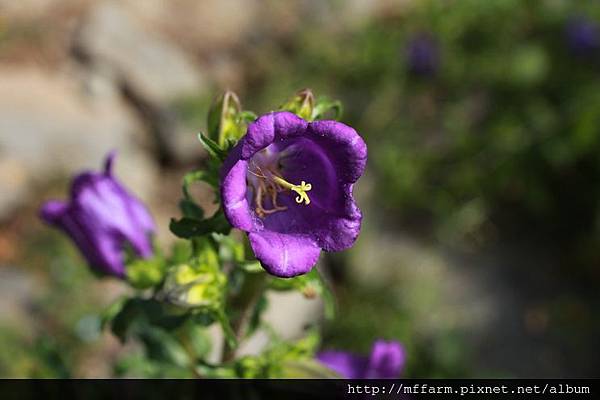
{"left": 1, "top": 0, "right": 599, "bottom": 378}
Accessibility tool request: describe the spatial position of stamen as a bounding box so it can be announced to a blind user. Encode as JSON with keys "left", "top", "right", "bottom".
{"left": 254, "top": 179, "right": 287, "bottom": 218}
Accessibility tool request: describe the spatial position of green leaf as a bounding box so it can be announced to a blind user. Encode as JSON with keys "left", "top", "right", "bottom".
{"left": 182, "top": 170, "right": 218, "bottom": 195}
{"left": 179, "top": 170, "right": 220, "bottom": 220}
{"left": 100, "top": 296, "right": 128, "bottom": 330}
{"left": 169, "top": 210, "right": 231, "bottom": 239}
{"left": 110, "top": 298, "right": 189, "bottom": 342}
{"left": 139, "top": 326, "right": 190, "bottom": 368}
{"left": 198, "top": 132, "right": 227, "bottom": 162}
{"left": 110, "top": 298, "right": 145, "bottom": 342}
{"left": 312, "top": 98, "right": 343, "bottom": 120}
{"left": 178, "top": 198, "right": 204, "bottom": 220}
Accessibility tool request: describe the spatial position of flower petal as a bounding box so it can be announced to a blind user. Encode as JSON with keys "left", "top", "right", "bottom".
{"left": 307, "top": 120, "right": 367, "bottom": 184}
{"left": 248, "top": 231, "right": 320, "bottom": 277}
{"left": 52, "top": 205, "right": 126, "bottom": 277}
{"left": 240, "top": 112, "right": 308, "bottom": 159}
{"left": 221, "top": 145, "right": 254, "bottom": 231}
{"left": 314, "top": 183, "right": 363, "bottom": 252}
{"left": 364, "top": 340, "right": 405, "bottom": 379}
{"left": 241, "top": 113, "right": 275, "bottom": 159}
{"left": 39, "top": 200, "right": 69, "bottom": 225}
{"left": 316, "top": 351, "right": 368, "bottom": 379}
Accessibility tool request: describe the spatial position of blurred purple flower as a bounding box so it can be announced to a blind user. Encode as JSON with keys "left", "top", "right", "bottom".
{"left": 220, "top": 111, "right": 367, "bottom": 278}
{"left": 39, "top": 152, "right": 155, "bottom": 278}
{"left": 406, "top": 33, "right": 440, "bottom": 76}
{"left": 317, "top": 340, "right": 405, "bottom": 379}
{"left": 565, "top": 17, "right": 600, "bottom": 55}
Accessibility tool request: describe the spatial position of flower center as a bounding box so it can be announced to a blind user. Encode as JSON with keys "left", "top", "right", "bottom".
{"left": 248, "top": 160, "right": 313, "bottom": 218}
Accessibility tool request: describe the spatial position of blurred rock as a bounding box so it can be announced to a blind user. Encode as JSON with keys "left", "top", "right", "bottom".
{"left": 0, "top": 0, "right": 66, "bottom": 18}
{"left": 72, "top": 1, "right": 207, "bottom": 165}
{"left": 73, "top": 1, "right": 204, "bottom": 104}
{"left": 349, "top": 230, "right": 495, "bottom": 335}
{"left": 119, "top": 0, "right": 259, "bottom": 53}
{"left": 236, "top": 291, "right": 323, "bottom": 358}
{"left": 0, "top": 66, "right": 157, "bottom": 219}
{"left": 0, "top": 267, "right": 38, "bottom": 333}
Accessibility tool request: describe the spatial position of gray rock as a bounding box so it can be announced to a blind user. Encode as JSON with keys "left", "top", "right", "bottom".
{"left": 73, "top": 1, "right": 204, "bottom": 104}
{"left": 119, "top": 0, "right": 259, "bottom": 52}
{"left": 0, "top": 266, "right": 38, "bottom": 332}
{"left": 72, "top": 1, "right": 207, "bottom": 165}
{"left": 236, "top": 291, "right": 323, "bottom": 358}
{"left": 0, "top": 67, "right": 157, "bottom": 219}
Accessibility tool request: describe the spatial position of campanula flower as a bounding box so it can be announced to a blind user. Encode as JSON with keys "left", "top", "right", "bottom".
{"left": 39, "top": 152, "right": 155, "bottom": 278}
{"left": 565, "top": 17, "right": 600, "bottom": 55}
{"left": 317, "top": 340, "right": 405, "bottom": 379}
{"left": 406, "top": 33, "right": 440, "bottom": 76}
{"left": 220, "top": 111, "right": 367, "bottom": 277}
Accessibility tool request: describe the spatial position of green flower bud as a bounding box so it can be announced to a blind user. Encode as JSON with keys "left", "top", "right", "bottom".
{"left": 235, "top": 355, "right": 267, "bottom": 378}
{"left": 279, "top": 89, "right": 343, "bottom": 121}
{"left": 280, "top": 88, "right": 315, "bottom": 121}
{"left": 163, "top": 238, "right": 226, "bottom": 309}
{"left": 125, "top": 257, "right": 166, "bottom": 289}
{"left": 207, "top": 91, "right": 256, "bottom": 147}
{"left": 164, "top": 262, "right": 226, "bottom": 308}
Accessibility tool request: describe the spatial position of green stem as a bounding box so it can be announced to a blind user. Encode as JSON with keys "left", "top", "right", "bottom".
{"left": 177, "top": 329, "right": 203, "bottom": 378}
{"left": 221, "top": 272, "right": 267, "bottom": 363}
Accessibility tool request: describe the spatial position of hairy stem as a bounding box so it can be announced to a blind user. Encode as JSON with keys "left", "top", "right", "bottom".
{"left": 221, "top": 272, "right": 267, "bottom": 363}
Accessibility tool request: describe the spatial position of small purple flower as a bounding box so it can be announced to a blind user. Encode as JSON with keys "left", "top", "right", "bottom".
{"left": 317, "top": 340, "right": 405, "bottom": 379}
{"left": 406, "top": 33, "right": 440, "bottom": 76}
{"left": 565, "top": 17, "right": 600, "bottom": 55}
{"left": 39, "top": 152, "right": 155, "bottom": 278}
{"left": 220, "top": 111, "right": 367, "bottom": 278}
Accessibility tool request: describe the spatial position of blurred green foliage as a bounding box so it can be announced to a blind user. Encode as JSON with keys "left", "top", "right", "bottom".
{"left": 0, "top": 228, "right": 102, "bottom": 377}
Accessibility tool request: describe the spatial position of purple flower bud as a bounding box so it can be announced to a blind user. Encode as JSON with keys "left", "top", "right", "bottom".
{"left": 565, "top": 17, "right": 600, "bottom": 55}
{"left": 406, "top": 33, "right": 440, "bottom": 76}
{"left": 220, "top": 112, "right": 367, "bottom": 278}
{"left": 317, "top": 340, "right": 405, "bottom": 379}
{"left": 39, "top": 152, "right": 155, "bottom": 278}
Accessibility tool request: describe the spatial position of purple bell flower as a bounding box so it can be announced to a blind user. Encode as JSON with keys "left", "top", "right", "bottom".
{"left": 220, "top": 111, "right": 367, "bottom": 278}
{"left": 39, "top": 152, "right": 155, "bottom": 278}
{"left": 317, "top": 340, "right": 405, "bottom": 379}
{"left": 565, "top": 17, "right": 600, "bottom": 55}
{"left": 406, "top": 33, "right": 440, "bottom": 76}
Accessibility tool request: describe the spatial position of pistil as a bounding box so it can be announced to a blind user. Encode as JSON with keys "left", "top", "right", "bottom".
{"left": 271, "top": 176, "right": 312, "bottom": 205}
